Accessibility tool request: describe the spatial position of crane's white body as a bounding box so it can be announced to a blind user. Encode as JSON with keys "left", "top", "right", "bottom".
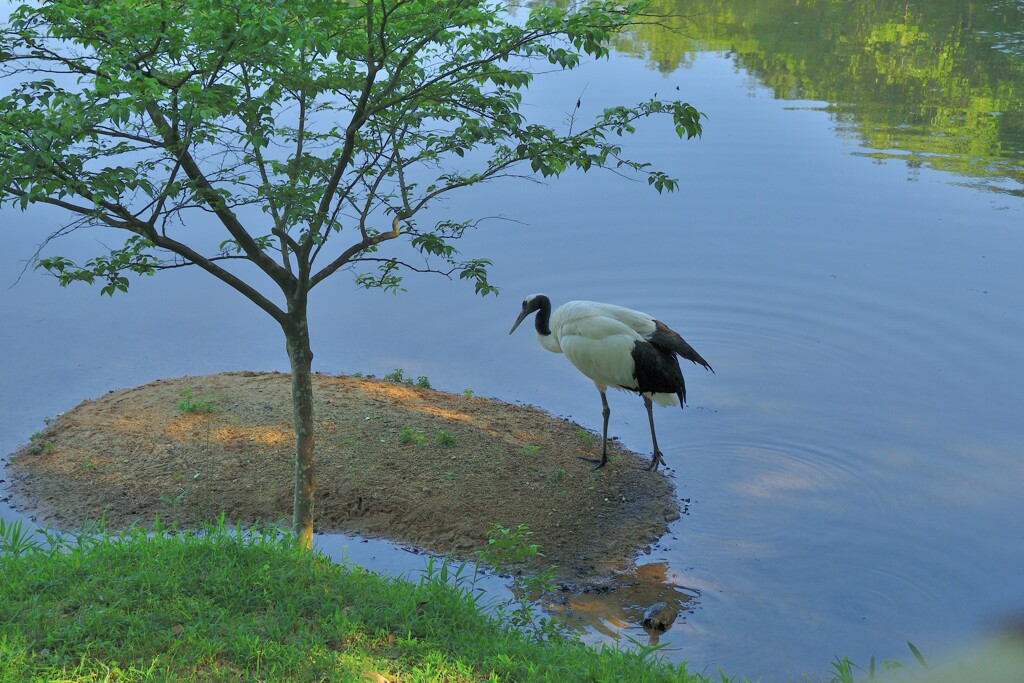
{"left": 538, "top": 300, "right": 680, "bottom": 407}
{"left": 510, "top": 293, "right": 712, "bottom": 470}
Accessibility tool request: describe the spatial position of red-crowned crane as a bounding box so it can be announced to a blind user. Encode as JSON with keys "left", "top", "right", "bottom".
{"left": 509, "top": 294, "right": 713, "bottom": 471}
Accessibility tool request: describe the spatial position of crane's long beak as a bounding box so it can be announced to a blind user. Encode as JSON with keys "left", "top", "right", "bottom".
{"left": 509, "top": 309, "right": 531, "bottom": 335}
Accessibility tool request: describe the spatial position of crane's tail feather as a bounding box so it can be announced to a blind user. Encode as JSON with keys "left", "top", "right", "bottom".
{"left": 650, "top": 320, "right": 714, "bottom": 373}
{"left": 647, "top": 391, "right": 683, "bottom": 408}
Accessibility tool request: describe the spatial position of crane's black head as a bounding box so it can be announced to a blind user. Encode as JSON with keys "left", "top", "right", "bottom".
{"left": 508, "top": 294, "right": 551, "bottom": 335}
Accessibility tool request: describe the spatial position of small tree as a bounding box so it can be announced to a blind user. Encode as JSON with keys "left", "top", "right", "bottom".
{"left": 0, "top": 0, "right": 702, "bottom": 547}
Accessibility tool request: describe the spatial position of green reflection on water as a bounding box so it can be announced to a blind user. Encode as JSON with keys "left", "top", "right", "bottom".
{"left": 609, "top": 0, "right": 1024, "bottom": 194}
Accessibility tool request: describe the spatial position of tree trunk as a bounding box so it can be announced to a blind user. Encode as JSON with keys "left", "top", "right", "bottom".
{"left": 284, "top": 308, "right": 316, "bottom": 549}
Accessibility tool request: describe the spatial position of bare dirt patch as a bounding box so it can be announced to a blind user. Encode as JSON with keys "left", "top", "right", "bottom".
{"left": 4, "top": 372, "right": 681, "bottom": 587}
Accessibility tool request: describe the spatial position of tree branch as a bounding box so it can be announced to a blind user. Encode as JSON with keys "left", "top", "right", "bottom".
{"left": 144, "top": 103, "right": 296, "bottom": 293}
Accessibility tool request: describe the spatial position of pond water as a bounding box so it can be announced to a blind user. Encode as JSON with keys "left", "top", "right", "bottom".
{"left": 2, "top": 2, "right": 1023, "bottom": 681}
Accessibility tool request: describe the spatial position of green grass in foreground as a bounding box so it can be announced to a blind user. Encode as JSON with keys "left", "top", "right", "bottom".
{"left": 0, "top": 518, "right": 734, "bottom": 683}
{"left": 0, "top": 518, "right": 952, "bottom": 683}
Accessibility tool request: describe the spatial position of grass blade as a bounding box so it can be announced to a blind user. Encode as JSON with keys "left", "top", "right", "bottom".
{"left": 907, "top": 641, "right": 929, "bottom": 670}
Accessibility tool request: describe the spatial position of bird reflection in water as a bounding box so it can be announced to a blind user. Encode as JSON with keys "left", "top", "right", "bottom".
{"left": 536, "top": 562, "right": 698, "bottom": 645}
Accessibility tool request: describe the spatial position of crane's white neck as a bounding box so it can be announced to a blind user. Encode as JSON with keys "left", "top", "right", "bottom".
{"left": 529, "top": 295, "right": 562, "bottom": 353}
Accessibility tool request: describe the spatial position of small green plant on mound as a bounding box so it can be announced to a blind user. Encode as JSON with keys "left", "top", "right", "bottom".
{"left": 398, "top": 428, "right": 458, "bottom": 448}
{"left": 435, "top": 429, "right": 458, "bottom": 447}
{"left": 26, "top": 431, "right": 53, "bottom": 455}
{"left": 575, "top": 428, "right": 597, "bottom": 448}
{"left": 177, "top": 386, "right": 216, "bottom": 414}
{"left": 399, "top": 428, "right": 428, "bottom": 446}
{"left": 382, "top": 367, "right": 431, "bottom": 389}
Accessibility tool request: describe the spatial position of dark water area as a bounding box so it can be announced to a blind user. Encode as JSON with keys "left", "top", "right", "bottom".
{"left": 2, "top": 2, "right": 1023, "bottom": 681}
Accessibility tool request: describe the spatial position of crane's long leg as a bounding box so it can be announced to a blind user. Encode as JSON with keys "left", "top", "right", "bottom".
{"left": 580, "top": 391, "right": 611, "bottom": 469}
{"left": 598, "top": 391, "right": 610, "bottom": 469}
{"left": 643, "top": 395, "right": 667, "bottom": 471}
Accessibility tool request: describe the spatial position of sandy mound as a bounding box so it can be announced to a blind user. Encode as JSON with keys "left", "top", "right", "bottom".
{"left": 4, "top": 371, "right": 681, "bottom": 587}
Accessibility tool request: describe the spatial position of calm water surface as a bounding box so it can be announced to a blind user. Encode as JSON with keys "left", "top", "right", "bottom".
{"left": 2, "top": 2, "right": 1023, "bottom": 681}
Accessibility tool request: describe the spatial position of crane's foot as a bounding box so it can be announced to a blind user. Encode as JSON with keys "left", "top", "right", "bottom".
{"left": 645, "top": 451, "right": 666, "bottom": 471}
{"left": 579, "top": 456, "right": 608, "bottom": 470}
